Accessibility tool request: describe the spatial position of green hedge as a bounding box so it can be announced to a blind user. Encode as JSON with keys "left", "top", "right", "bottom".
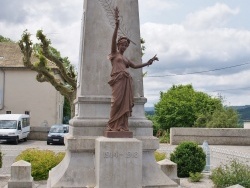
{"left": 15, "top": 148, "right": 65, "bottom": 180}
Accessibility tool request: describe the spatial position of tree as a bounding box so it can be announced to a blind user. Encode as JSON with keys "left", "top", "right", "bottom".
{"left": 0, "top": 35, "right": 13, "bottom": 42}
{"left": 19, "top": 30, "right": 77, "bottom": 118}
{"left": 154, "top": 84, "right": 224, "bottom": 130}
{"left": 141, "top": 38, "right": 146, "bottom": 57}
{"left": 63, "top": 98, "right": 71, "bottom": 124}
{"left": 194, "top": 107, "right": 240, "bottom": 128}
{"left": 207, "top": 107, "right": 240, "bottom": 128}
{"left": 196, "top": 107, "right": 240, "bottom": 128}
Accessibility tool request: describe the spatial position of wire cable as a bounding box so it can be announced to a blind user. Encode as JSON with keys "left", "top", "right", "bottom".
{"left": 147, "top": 61, "right": 250, "bottom": 77}
{"left": 145, "top": 86, "right": 250, "bottom": 96}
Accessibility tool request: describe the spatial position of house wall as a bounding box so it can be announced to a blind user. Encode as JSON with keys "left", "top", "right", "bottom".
{"left": 0, "top": 69, "right": 64, "bottom": 139}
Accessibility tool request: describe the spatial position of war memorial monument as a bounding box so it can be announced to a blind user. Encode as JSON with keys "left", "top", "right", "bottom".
{"left": 47, "top": 0, "right": 178, "bottom": 187}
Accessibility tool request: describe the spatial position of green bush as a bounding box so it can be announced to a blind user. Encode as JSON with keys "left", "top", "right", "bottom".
{"left": 189, "top": 172, "right": 203, "bottom": 182}
{"left": 159, "top": 130, "right": 170, "bottom": 143}
{"left": 210, "top": 160, "right": 250, "bottom": 188}
{"left": 155, "top": 129, "right": 170, "bottom": 143}
{"left": 15, "top": 149, "right": 65, "bottom": 180}
{"left": 154, "top": 151, "right": 166, "bottom": 162}
{"left": 170, "top": 141, "right": 206, "bottom": 178}
{"left": 0, "top": 151, "right": 2, "bottom": 168}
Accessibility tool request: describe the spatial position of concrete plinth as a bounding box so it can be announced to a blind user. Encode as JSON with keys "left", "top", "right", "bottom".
{"left": 95, "top": 137, "right": 142, "bottom": 188}
{"left": 8, "top": 160, "right": 34, "bottom": 188}
{"left": 158, "top": 159, "right": 180, "bottom": 185}
{"left": 47, "top": 136, "right": 96, "bottom": 188}
{"left": 140, "top": 146, "right": 178, "bottom": 187}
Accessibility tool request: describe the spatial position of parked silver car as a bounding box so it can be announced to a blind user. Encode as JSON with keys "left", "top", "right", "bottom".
{"left": 47, "top": 124, "right": 69, "bottom": 145}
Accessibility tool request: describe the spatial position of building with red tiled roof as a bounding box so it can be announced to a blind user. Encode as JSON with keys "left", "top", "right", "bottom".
{"left": 0, "top": 42, "right": 64, "bottom": 140}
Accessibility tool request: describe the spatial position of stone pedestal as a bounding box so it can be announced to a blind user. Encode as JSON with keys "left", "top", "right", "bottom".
{"left": 158, "top": 159, "right": 180, "bottom": 185}
{"left": 8, "top": 160, "right": 34, "bottom": 188}
{"left": 104, "top": 131, "right": 133, "bottom": 138}
{"left": 47, "top": 136, "right": 96, "bottom": 188}
{"left": 139, "top": 137, "right": 178, "bottom": 188}
{"left": 47, "top": 0, "right": 178, "bottom": 187}
{"left": 95, "top": 137, "right": 142, "bottom": 188}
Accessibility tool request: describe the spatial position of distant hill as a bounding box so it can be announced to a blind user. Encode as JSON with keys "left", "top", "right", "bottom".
{"left": 145, "top": 105, "right": 250, "bottom": 121}
{"left": 145, "top": 107, "right": 154, "bottom": 115}
{"left": 234, "top": 105, "right": 250, "bottom": 121}
{"left": 230, "top": 105, "right": 250, "bottom": 110}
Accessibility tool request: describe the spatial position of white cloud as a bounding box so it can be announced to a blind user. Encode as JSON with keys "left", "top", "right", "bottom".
{"left": 139, "top": 0, "right": 177, "bottom": 11}
{"left": 184, "top": 3, "right": 239, "bottom": 30}
{"left": 141, "top": 3, "right": 250, "bottom": 107}
{"left": 144, "top": 69, "right": 250, "bottom": 107}
{"left": 0, "top": 0, "right": 82, "bottom": 66}
{"left": 1, "top": 1, "right": 250, "bottom": 107}
{"left": 141, "top": 22, "right": 250, "bottom": 76}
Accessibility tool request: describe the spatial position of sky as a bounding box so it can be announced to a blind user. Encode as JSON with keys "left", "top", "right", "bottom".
{"left": 1, "top": 0, "right": 250, "bottom": 107}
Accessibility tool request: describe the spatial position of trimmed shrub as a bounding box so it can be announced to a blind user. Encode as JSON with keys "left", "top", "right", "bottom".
{"left": 170, "top": 141, "right": 206, "bottom": 178}
{"left": 15, "top": 148, "right": 65, "bottom": 180}
{"left": 210, "top": 160, "right": 250, "bottom": 188}
{"left": 189, "top": 172, "right": 203, "bottom": 182}
{"left": 154, "top": 151, "right": 166, "bottom": 162}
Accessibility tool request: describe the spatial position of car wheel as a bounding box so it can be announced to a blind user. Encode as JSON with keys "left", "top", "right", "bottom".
{"left": 47, "top": 141, "right": 50, "bottom": 145}
{"left": 23, "top": 137, "right": 27, "bottom": 142}
{"left": 14, "top": 137, "right": 19, "bottom": 145}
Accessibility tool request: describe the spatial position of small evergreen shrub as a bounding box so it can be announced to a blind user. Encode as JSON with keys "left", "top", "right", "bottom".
{"left": 188, "top": 172, "right": 203, "bottom": 182}
{"left": 170, "top": 141, "right": 206, "bottom": 177}
{"left": 15, "top": 148, "right": 65, "bottom": 180}
{"left": 154, "top": 151, "right": 166, "bottom": 162}
{"left": 210, "top": 160, "right": 250, "bottom": 188}
{"left": 0, "top": 151, "right": 2, "bottom": 168}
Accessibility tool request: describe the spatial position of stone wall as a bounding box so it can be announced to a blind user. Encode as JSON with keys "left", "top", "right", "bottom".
{"left": 28, "top": 126, "right": 50, "bottom": 140}
{"left": 170, "top": 128, "right": 250, "bottom": 145}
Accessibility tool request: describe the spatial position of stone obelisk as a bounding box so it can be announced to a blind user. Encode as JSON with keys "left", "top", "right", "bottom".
{"left": 47, "top": 0, "right": 177, "bottom": 187}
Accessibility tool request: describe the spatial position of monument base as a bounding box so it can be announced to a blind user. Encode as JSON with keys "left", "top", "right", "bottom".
{"left": 95, "top": 137, "right": 142, "bottom": 188}
{"left": 104, "top": 131, "right": 133, "bottom": 138}
{"left": 47, "top": 136, "right": 96, "bottom": 188}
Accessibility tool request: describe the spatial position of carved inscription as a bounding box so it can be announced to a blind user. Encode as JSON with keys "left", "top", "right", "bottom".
{"left": 104, "top": 151, "right": 138, "bottom": 159}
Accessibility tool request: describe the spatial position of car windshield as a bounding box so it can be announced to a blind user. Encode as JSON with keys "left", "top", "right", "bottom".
{"left": 49, "top": 126, "right": 67, "bottom": 133}
{"left": 0, "top": 120, "right": 17, "bottom": 129}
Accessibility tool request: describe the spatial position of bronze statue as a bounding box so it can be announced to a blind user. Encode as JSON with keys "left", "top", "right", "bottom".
{"left": 106, "top": 7, "right": 158, "bottom": 132}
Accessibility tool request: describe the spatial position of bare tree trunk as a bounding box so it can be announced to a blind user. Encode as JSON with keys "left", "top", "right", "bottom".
{"left": 68, "top": 90, "right": 76, "bottom": 118}
{"left": 70, "top": 100, "right": 75, "bottom": 118}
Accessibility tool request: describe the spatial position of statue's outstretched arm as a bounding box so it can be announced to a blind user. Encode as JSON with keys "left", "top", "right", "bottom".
{"left": 111, "top": 7, "right": 119, "bottom": 54}
{"left": 129, "top": 54, "right": 159, "bottom": 69}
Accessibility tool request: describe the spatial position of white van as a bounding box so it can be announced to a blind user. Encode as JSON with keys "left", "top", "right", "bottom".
{"left": 0, "top": 114, "right": 30, "bottom": 144}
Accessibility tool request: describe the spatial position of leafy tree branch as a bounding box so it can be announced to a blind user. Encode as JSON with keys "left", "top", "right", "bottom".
{"left": 19, "top": 30, "right": 77, "bottom": 118}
